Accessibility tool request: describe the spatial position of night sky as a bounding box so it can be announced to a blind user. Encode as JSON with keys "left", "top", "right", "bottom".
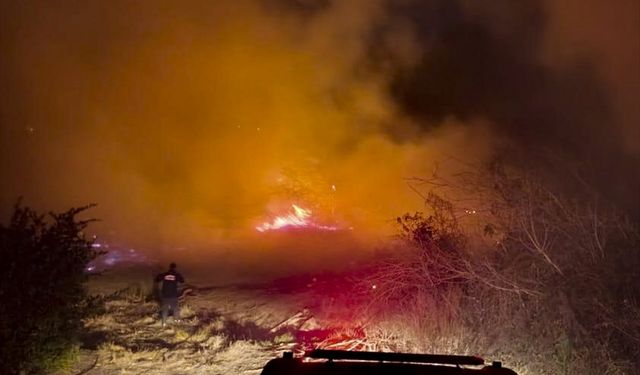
{"left": 0, "top": 0, "right": 638, "bottom": 261}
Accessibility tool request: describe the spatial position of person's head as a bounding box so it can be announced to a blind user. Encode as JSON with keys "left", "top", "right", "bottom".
{"left": 169, "top": 262, "right": 177, "bottom": 270}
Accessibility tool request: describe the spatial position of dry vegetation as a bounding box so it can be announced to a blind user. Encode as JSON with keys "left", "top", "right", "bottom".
{"left": 55, "top": 269, "right": 389, "bottom": 375}
{"left": 355, "top": 161, "right": 640, "bottom": 375}
{"left": 51, "top": 278, "right": 307, "bottom": 375}
{"left": 47, "top": 162, "right": 639, "bottom": 375}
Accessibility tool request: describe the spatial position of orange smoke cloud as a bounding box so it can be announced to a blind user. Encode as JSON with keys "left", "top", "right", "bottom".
{"left": 1, "top": 0, "right": 635, "bottom": 272}
{"left": 0, "top": 0, "right": 494, "bottom": 257}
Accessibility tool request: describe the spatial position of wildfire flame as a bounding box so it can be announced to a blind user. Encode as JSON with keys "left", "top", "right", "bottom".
{"left": 256, "top": 204, "right": 339, "bottom": 232}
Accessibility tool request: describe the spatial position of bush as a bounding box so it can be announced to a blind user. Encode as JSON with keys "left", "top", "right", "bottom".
{"left": 0, "top": 202, "right": 100, "bottom": 374}
{"left": 364, "top": 161, "right": 640, "bottom": 374}
{"left": 364, "top": 193, "right": 472, "bottom": 314}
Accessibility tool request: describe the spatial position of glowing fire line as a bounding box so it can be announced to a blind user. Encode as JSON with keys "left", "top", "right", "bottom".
{"left": 256, "top": 204, "right": 339, "bottom": 232}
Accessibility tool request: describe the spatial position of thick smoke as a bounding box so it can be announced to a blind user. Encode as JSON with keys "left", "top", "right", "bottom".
{"left": 0, "top": 0, "right": 637, "bottom": 275}
{"left": 385, "top": 0, "right": 639, "bottom": 211}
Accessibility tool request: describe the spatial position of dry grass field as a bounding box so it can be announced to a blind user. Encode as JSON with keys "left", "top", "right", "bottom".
{"left": 50, "top": 266, "right": 360, "bottom": 375}
{"left": 49, "top": 261, "right": 631, "bottom": 375}
{"left": 48, "top": 265, "right": 539, "bottom": 375}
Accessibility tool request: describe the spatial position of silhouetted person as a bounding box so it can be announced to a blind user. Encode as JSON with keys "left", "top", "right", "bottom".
{"left": 155, "top": 262, "right": 184, "bottom": 327}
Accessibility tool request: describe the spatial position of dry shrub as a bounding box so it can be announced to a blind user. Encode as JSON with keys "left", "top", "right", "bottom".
{"left": 0, "top": 203, "right": 101, "bottom": 373}
{"left": 362, "top": 193, "right": 472, "bottom": 315}
{"left": 363, "top": 161, "right": 640, "bottom": 374}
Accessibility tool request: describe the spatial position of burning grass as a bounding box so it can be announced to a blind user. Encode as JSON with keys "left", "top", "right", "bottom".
{"left": 256, "top": 204, "right": 342, "bottom": 233}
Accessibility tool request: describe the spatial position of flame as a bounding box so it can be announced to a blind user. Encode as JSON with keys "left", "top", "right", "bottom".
{"left": 256, "top": 204, "right": 339, "bottom": 232}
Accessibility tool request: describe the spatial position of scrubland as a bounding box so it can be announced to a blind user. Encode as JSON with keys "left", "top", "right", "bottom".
{"left": 50, "top": 165, "right": 639, "bottom": 375}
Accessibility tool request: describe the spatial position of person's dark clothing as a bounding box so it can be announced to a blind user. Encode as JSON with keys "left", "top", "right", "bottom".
{"left": 155, "top": 270, "right": 184, "bottom": 298}
{"left": 161, "top": 297, "right": 180, "bottom": 323}
{"left": 155, "top": 268, "right": 185, "bottom": 325}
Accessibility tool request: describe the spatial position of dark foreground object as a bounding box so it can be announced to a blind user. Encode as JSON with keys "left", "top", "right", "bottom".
{"left": 261, "top": 350, "right": 518, "bottom": 375}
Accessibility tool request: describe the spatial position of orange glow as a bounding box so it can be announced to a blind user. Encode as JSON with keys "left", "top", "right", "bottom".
{"left": 0, "top": 0, "right": 496, "bottom": 259}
